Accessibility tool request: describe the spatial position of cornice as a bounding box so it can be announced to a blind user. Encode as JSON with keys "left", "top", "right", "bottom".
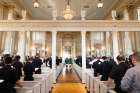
{"left": 0, "top": 20, "right": 140, "bottom": 32}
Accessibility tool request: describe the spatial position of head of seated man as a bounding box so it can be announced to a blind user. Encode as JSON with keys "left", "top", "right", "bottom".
{"left": 132, "top": 52, "right": 140, "bottom": 66}
{"left": 116, "top": 55, "right": 125, "bottom": 64}
{"left": 5, "top": 56, "right": 12, "bottom": 65}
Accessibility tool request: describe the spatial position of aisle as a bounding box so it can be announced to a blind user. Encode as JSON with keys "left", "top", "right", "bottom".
{"left": 52, "top": 83, "right": 87, "bottom": 93}
{"left": 52, "top": 65, "right": 87, "bottom": 93}
{"left": 57, "top": 66, "right": 81, "bottom": 83}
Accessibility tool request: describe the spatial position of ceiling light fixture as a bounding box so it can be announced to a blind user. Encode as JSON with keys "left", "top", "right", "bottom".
{"left": 63, "top": 0, "right": 74, "bottom": 20}
{"left": 33, "top": 0, "right": 40, "bottom": 8}
{"left": 97, "top": 0, "right": 103, "bottom": 8}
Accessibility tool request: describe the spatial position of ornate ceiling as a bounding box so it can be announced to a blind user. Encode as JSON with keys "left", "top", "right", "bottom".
{"left": 0, "top": 0, "right": 140, "bottom": 20}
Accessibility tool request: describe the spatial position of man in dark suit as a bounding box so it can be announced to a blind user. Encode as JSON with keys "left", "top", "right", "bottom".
{"left": 23, "top": 58, "right": 35, "bottom": 81}
{"left": 108, "top": 55, "right": 129, "bottom": 93}
{"left": 100, "top": 56, "right": 113, "bottom": 81}
{"left": 92, "top": 58, "right": 102, "bottom": 76}
{"left": 0, "top": 56, "right": 22, "bottom": 93}
{"left": 32, "top": 55, "right": 42, "bottom": 74}
{"left": 12, "top": 55, "right": 23, "bottom": 79}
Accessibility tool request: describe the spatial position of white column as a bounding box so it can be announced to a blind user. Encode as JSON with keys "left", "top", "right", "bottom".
{"left": 52, "top": 30, "right": 57, "bottom": 83}
{"left": 17, "top": 31, "right": 26, "bottom": 62}
{"left": 3, "top": 32, "right": 12, "bottom": 54}
{"left": 26, "top": 31, "right": 31, "bottom": 56}
{"left": 22, "top": 9, "right": 27, "bottom": 20}
{"left": 111, "top": 9, "right": 119, "bottom": 61}
{"left": 81, "top": 31, "right": 86, "bottom": 83}
{"left": 81, "top": 10, "right": 86, "bottom": 20}
{"left": 123, "top": 8, "right": 133, "bottom": 56}
{"left": 106, "top": 32, "right": 111, "bottom": 56}
{"left": 124, "top": 32, "right": 133, "bottom": 55}
{"left": 73, "top": 39, "right": 76, "bottom": 58}
{"left": 52, "top": 9, "right": 57, "bottom": 20}
{"left": 41, "top": 32, "right": 46, "bottom": 57}
{"left": 111, "top": 10, "right": 117, "bottom": 20}
{"left": 8, "top": 8, "right": 14, "bottom": 20}
{"left": 135, "top": 32, "right": 140, "bottom": 51}
{"left": 137, "top": 7, "right": 140, "bottom": 20}
{"left": 60, "top": 38, "right": 63, "bottom": 57}
{"left": 136, "top": 8, "right": 140, "bottom": 51}
{"left": 112, "top": 31, "right": 119, "bottom": 62}
{"left": 3, "top": 8, "right": 14, "bottom": 54}
{"left": 90, "top": 32, "right": 94, "bottom": 56}
{"left": 0, "top": 5, "right": 4, "bottom": 20}
{"left": 123, "top": 9, "right": 129, "bottom": 20}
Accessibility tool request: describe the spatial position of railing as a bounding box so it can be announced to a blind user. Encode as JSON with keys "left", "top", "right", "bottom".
{"left": 73, "top": 62, "right": 82, "bottom": 79}
{"left": 56, "top": 63, "right": 64, "bottom": 79}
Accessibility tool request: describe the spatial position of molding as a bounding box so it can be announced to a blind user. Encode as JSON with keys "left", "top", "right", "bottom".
{"left": 0, "top": 20, "right": 140, "bottom": 31}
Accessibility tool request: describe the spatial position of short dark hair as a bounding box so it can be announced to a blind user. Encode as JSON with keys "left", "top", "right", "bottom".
{"left": 5, "top": 56, "right": 12, "bottom": 64}
{"left": 16, "top": 55, "right": 21, "bottom": 60}
{"left": 116, "top": 55, "right": 125, "bottom": 62}
{"left": 102, "top": 56, "right": 107, "bottom": 60}
{"left": 132, "top": 52, "right": 140, "bottom": 62}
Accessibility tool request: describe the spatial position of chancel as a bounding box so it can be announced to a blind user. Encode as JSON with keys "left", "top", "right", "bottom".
{"left": 0, "top": 0, "right": 140, "bottom": 93}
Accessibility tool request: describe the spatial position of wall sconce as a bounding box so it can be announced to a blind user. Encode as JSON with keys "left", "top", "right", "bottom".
{"left": 42, "top": 47, "right": 45, "bottom": 51}
{"left": 45, "top": 48, "right": 48, "bottom": 52}
{"left": 33, "top": 0, "right": 40, "bottom": 8}
{"left": 31, "top": 45, "right": 36, "bottom": 50}
{"left": 91, "top": 47, "right": 95, "bottom": 51}
{"left": 97, "top": 0, "right": 103, "bottom": 8}
{"left": 101, "top": 46, "right": 105, "bottom": 51}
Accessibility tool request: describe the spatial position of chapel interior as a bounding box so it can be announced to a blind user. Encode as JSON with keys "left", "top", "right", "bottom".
{"left": 0, "top": 0, "right": 140, "bottom": 93}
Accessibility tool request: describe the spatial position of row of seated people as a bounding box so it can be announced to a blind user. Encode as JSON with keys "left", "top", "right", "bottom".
{"left": 0, "top": 54, "right": 62, "bottom": 93}
{"left": 75, "top": 56, "right": 82, "bottom": 67}
{"left": 74, "top": 53, "right": 140, "bottom": 93}
{"left": 43, "top": 56, "right": 62, "bottom": 68}
{"left": 87, "top": 53, "right": 139, "bottom": 93}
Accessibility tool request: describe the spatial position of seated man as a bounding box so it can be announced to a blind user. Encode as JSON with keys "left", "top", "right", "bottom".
{"left": 12, "top": 55, "right": 23, "bottom": 79}
{"left": 23, "top": 58, "right": 35, "bottom": 81}
{"left": 0, "top": 56, "right": 22, "bottom": 93}
{"left": 108, "top": 55, "right": 129, "bottom": 93}
{"left": 32, "top": 55, "right": 42, "bottom": 74}
{"left": 121, "top": 52, "right": 140, "bottom": 93}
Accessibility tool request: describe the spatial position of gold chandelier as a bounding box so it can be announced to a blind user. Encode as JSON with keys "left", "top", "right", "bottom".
{"left": 63, "top": 0, "right": 74, "bottom": 20}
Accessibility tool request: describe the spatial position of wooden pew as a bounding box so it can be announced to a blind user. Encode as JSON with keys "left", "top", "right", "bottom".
{"left": 56, "top": 63, "right": 64, "bottom": 79}
{"left": 20, "top": 76, "right": 45, "bottom": 93}
{"left": 85, "top": 69, "right": 94, "bottom": 92}
{"left": 99, "top": 81, "right": 108, "bottom": 93}
{"left": 73, "top": 63, "right": 82, "bottom": 79}
{"left": 108, "top": 90, "right": 117, "bottom": 93}
{"left": 89, "top": 74, "right": 94, "bottom": 93}
{"left": 16, "top": 87, "right": 33, "bottom": 93}
{"left": 94, "top": 77, "right": 100, "bottom": 93}
{"left": 34, "top": 72, "right": 53, "bottom": 93}
{"left": 99, "top": 81, "right": 116, "bottom": 93}
{"left": 16, "top": 81, "right": 41, "bottom": 93}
